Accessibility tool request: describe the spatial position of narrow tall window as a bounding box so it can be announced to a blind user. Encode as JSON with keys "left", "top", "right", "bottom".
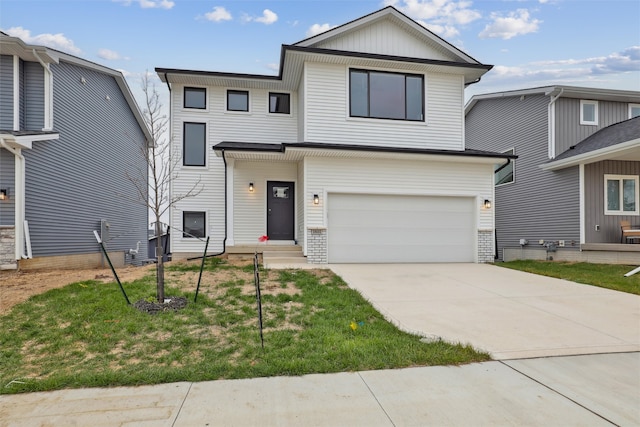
{"left": 495, "top": 148, "right": 515, "bottom": 186}
{"left": 269, "top": 92, "right": 290, "bottom": 114}
{"left": 183, "top": 211, "right": 206, "bottom": 238}
{"left": 184, "top": 87, "right": 206, "bottom": 109}
{"left": 580, "top": 100, "right": 598, "bottom": 125}
{"left": 183, "top": 122, "right": 206, "bottom": 166}
{"left": 349, "top": 69, "right": 424, "bottom": 121}
{"left": 629, "top": 103, "right": 640, "bottom": 119}
{"left": 227, "top": 90, "right": 249, "bottom": 112}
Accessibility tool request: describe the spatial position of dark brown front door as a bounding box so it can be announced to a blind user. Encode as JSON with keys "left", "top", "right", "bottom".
{"left": 267, "top": 181, "right": 295, "bottom": 240}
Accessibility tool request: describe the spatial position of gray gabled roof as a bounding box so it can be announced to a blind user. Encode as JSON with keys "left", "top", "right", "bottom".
{"left": 541, "top": 116, "right": 640, "bottom": 170}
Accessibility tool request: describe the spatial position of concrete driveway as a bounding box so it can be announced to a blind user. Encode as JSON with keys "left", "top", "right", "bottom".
{"left": 329, "top": 263, "right": 640, "bottom": 359}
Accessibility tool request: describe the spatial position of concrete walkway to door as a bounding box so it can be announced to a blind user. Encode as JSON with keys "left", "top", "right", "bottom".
{"left": 329, "top": 263, "right": 640, "bottom": 360}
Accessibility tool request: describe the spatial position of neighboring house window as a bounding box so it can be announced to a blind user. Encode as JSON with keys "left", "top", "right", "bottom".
{"left": 604, "top": 174, "right": 639, "bottom": 215}
{"left": 629, "top": 104, "right": 640, "bottom": 118}
{"left": 580, "top": 100, "right": 598, "bottom": 125}
{"left": 183, "top": 122, "right": 206, "bottom": 166}
{"left": 495, "top": 148, "right": 515, "bottom": 186}
{"left": 184, "top": 87, "right": 206, "bottom": 109}
{"left": 183, "top": 211, "right": 206, "bottom": 238}
{"left": 349, "top": 69, "right": 424, "bottom": 121}
{"left": 269, "top": 92, "right": 290, "bottom": 114}
{"left": 227, "top": 90, "right": 249, "bottom": 112}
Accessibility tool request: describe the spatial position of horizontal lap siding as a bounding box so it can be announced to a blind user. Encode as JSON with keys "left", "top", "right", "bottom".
{"left": 304, "top": 63, "right": 464, "bottom": 150}
{"left": 0, "top": 55, "right": 13, "bottom": 129}
{"left": 585, "top": 160, "right": 640, "bottom": 243}
{"left": 305, "top": 156, "right": 493, "bottom": 229}
{"left": 23, "top": 61, "right": 147, "bottom": 259}
{"left": 0, "top": 149, "right": 15, "bottom": 225}
{"left": 466, "top": 95, "right": 580, "bottom": 258}
{"left": 23, "top": 62, "right": 44, "bottom": 130}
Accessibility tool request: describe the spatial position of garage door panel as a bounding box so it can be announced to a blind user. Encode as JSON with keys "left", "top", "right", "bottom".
{"left": 328, "top": 194, "right": 475, "bottom": 263}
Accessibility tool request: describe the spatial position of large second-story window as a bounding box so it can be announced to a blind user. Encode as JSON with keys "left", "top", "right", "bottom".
{"left": 183, "top": 122, "right": 206, "bottom": 166}
{"left": 184, "top": 87, "right": 206, "bottom": 109}
{"left": 350, "top": 69, "right": 424, "bottom": 121}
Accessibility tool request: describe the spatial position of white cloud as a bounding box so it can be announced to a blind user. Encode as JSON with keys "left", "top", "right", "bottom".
{"left": 244, "top": 9, "right": 278, "bottom": 25}
{"left": 385, "top": 0, "right": 481, "bottom": 37}
{"left": 418, "top": 22, "right": 459, "bottom": 39}
{"left": 306, "top": 23, "right": 336, "bottom": 37}
{"left": 266, "top": 63, "right": 279, "bottom": 72}
{"left": 205, "top": 6, "right": 232, "bottom": 22}
{"left": 4, "top": 27, "right": 81, "bottom": 55}
{"left": 98, "top": 48, "right": 128, "bottom": 61}
{"left": 479, "top": 9, "right": 541, "bottom": 40}
{"left": 115, "top": 0, "right": 174, "bottom": 9}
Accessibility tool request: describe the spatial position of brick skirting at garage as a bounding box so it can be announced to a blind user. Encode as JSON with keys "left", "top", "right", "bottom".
{"left": 478, "top": 230, "right": 495, "bottom": 263}
{"left": 0, "top": 226, "right": 17, "bottom": 269}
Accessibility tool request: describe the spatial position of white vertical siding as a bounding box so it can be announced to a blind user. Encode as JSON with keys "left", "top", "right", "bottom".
{"left": 232, "top": 161, "right": 298, "bottom": 244}
{"left": 305, "top": 156, "right": 494, "bottom": 230}
{"left": 297, "top": 160, "right": 305, "bottom": 250}
{"left": 304, "top": 63, "right": 464, "bottom": 150}
{"left": 314, "top": 20, "right": 453, "bottom": 61}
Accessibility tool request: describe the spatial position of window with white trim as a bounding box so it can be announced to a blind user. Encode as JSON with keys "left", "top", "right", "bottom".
{"left": 629, "top": 103, "right": 640, "bottom": 119}
{"left": 183, "top": 211, "right": 206, "bottom": 238}
{"left": 580, "top": 100, "right": 598, "bottom": 125}
{"left": 495, "top": 148, "right": 514, "bottom": 186}
{"left": 604, "top": 174, "right": 639, "bottom": 215}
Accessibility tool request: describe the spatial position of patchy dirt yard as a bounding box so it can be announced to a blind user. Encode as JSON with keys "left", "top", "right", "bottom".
{"left": 0, "top": 264, "right": 156, "bottom": 315}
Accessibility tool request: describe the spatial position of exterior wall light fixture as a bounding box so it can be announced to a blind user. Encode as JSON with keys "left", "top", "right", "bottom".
{"left": 483, "top": 199, "right": 491, "bottom": 209}
{"left": 249, "top": 182, "right": 254, "bottom": 193}
{"left": 0, "top": 189, "right": 7, "bottom": 200}
{"left": 313, "top": 194, "right": 319, "bottom": 205}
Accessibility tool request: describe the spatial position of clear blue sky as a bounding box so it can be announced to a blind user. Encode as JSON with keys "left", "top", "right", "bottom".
{"left": 1, "top": 0, "right": 639, "bottom": 104}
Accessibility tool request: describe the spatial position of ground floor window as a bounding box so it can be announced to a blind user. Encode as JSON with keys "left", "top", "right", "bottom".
{"left": 183, "top": 211, "right": 206, "bottom": 238}
{"left": 605, "top": 174, "right": 639, "bottom": 215}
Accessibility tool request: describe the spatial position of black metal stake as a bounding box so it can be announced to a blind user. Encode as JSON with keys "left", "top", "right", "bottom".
{"left": 254, "top": 252, "right": 264, "bottom": 349}
{"left": 93, "top": 230, "right": 130, "bottom": 305}
{"left": 194, "top": 236, "right": 210, "bottom": 303}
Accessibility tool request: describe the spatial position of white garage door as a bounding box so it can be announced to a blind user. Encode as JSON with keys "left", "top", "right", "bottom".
{"left": 328, "top": 194, "right": 476, "bottom": 263}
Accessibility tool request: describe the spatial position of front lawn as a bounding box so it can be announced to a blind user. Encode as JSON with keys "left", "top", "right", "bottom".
{"left": 0, "top": 259, "right": 489, "bottom": 394}
{"left": 498, "top": 260, "right": 640, "bottom": 295}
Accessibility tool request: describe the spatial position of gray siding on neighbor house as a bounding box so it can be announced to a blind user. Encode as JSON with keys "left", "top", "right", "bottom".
{"left": 22, "top": 60, "right": 147, "bottom": 262}
{"left": 0, "top": 55, "right": 14, "bottom": 129}
{"left": 466, "top": 94, "right": 580, "bottom": 259}
{"left": 0, "top": 148, "right": 15, "bottom": 225}
{"left": 23, "top": 61, "right": 44, "bottom": 130}
{"left": 555, "top": 98, "right": 631, "bottom": 156}
{"left": 584, "top": 160, "right": 640, "bottom": 243}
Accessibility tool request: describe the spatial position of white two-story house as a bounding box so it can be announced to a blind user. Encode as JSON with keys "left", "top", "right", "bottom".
{"left": 156, "top": 6, "right": 513, "bottom": 264}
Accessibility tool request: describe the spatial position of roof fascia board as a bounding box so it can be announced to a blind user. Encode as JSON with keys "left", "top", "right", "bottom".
{"left": 540, "top": 138, "right": 640, "bottom": 170}
{"left": 0, "top": 132, "right": 60, "bottom": 149}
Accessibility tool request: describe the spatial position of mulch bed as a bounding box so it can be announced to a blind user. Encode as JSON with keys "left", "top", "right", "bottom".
{"left": 133, "top": 296, "right": 188, "bottom": 314}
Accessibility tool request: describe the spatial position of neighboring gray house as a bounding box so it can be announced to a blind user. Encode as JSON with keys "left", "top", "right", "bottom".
{"left": 0, "top": 32, "right": 151, "bottom": 270}
{"left": 465, "top": 86, "right": 640, "bottom": 263}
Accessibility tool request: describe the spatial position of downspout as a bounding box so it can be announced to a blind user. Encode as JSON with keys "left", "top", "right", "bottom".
{"left": 31, "top": 49, "right": 54, "bottom": 131}
{"left": 0, "top": 138, "right": 29, "bottom": 259}
{"left": 547, "top": 88, "right": 563, "bottom": 159}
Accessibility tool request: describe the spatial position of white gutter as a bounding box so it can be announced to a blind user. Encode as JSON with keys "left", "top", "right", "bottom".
{"left": 31, "top": 49, "right": 54, "bottom": 131}
{"left": 0, "top": 138, "right": 30, "bottom": 259}
{"left": 547, "top": 88, "right": 563, "bottom": 159}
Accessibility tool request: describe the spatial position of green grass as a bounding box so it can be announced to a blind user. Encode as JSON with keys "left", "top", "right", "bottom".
{"left": 498, "top": 260, "right": 640, "bottom": 295}
{"left": 0, "top": 260, "right": 489, "bottom": 394}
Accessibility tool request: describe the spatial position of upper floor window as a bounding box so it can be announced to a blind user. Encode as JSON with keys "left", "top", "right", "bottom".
{"left": 580, "top": 100, "right": 598, "bottom": 125}
{"left": 227, "top": 90, "right": 249, "bottom": 112}
{"left": 269, "top": 92, "right": 290, "bottom": 114}
{"left": 629, "top": 103, "right": 640, "bottom": 119}
{"left": 184, "top": 87, "right": 206, "bottom": 109}
{"left": 183, "top": 211, "right": 206, "bottom": 238}
{"left": 183, "top": 122, "right": 206, "bottom": 166}
{"left": 605, "top": 174, "right": 639, "bottom": 215}
{"left": 495, "top": 148, "right": 514, "bottom": 186}
{"left": 350, "top": 69, "right": 424, "bottom": 121}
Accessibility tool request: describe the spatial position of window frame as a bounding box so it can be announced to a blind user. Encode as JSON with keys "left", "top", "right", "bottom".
{"left": 349, "top": 68, "right": 425, "bottom": 122}
{"left": 269, "top": 92, "right": 291, "bottom": 114}
{"left": 183, "top": 211, "right": 206, "bottom": 238}
{"left": 226, "top": 90, "right": 250, "bottom": 112}
{"left": 629, "top": 103, "right": 640, "bottom": 119}
{"left": 580, "top": 100, "right": 598, "bottom": 125}
{"left": 183, "top": 87, "right": 206, "bottom": 109}
{"left": 604, "top": 174, "right": 639, "bottom": 216}
{"left": 495, "top": 148, "right": 515, "bottom": 186}
{"left": 182, "top": 122, "right": 206, "bottom": 167}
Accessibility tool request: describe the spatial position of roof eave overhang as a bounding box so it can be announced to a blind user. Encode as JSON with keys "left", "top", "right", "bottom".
{"left": 0, "top": 132, "right": 60, "bottom": 150}
{"left": 541, "top": 138, "right": 640, "bottom": 171}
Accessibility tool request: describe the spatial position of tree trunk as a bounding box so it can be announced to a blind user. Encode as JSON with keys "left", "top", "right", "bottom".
{"left": 155, "top": 219, "right": 165, "bottom": 302}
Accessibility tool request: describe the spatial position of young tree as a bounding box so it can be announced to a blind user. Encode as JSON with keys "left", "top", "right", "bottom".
{"left": 126, "top": 72, "right": 202, "bottom": 302}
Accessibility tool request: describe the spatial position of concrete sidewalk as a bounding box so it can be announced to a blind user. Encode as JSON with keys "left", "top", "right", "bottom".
{"left": 1, "top": 352, "right": 638, "bottom": 426}
{"left": 329, "top": 263, "right": 640, "bottom": 359}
